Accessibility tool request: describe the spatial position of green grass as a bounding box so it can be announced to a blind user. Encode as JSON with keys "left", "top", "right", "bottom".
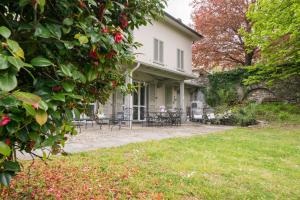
{"left": 253, "top": 103, "right": 300, "bottom": 123}
{"left": 216, "top": 102, "right": 300, "bottom": 125}
{"left": 2, "top": 125, "right": 300, "bottom": 199}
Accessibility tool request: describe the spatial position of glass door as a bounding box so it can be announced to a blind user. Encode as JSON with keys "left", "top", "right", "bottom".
{"left": 133, "top": 82, "right": 147, "bottom": 121}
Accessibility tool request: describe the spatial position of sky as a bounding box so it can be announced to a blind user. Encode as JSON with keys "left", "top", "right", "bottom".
{"left": 165, "top": 0, "right": 194, "bottom": 26}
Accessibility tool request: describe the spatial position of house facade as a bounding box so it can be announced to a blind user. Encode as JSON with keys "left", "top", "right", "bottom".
{"left": 101, "top": 13, "right": 203, "bottom": 122}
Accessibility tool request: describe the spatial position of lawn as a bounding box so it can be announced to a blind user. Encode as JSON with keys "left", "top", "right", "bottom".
{"left": 1, "top": 125, "right": 300, "bottom": 199}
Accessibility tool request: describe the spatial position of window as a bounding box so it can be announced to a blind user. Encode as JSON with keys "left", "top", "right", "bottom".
{"left": 154, "top": 38, "right": 164, "bottom": 64}
{"left": 177, "top": 49, "right": 184, "bottom": 70}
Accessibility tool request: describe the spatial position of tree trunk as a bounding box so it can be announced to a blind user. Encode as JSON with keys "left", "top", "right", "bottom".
{"left": 245, "top": 50, "right": 255, "bottom": 66}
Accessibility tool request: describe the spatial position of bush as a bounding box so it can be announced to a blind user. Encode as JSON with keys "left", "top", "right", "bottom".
{"left": 0, "top": 0, "right": 166, "bottom": 186}
{"left": 233, "top": 103, "right": 257, "bottom": 126}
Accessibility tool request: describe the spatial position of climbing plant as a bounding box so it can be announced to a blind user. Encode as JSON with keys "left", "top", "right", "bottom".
{"left": 0, "top": 0, "right": 166, "bottom": 186}
{"left": 205, "top": 68, "right": 250, "bottom": 107}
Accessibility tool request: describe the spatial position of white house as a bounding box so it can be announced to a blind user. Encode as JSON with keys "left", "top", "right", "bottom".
{"left": 101, "top": 13, "right": 203, "bottom": 122}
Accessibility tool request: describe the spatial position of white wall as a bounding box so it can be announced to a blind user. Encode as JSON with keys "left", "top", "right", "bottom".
{"left": 133, "top": 20, "right": 193, "bottom": 74}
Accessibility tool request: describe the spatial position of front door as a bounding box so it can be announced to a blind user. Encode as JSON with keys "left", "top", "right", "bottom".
{"left": 133, "top": 82, "right": 147, "bottom": 121}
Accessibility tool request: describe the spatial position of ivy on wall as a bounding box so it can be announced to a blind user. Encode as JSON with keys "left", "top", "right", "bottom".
{"left": 204, "top": 68, "right": 250, "bottom": 107}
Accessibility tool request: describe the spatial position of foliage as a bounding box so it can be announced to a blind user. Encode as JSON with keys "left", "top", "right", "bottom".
{"left": 205, "top": 68, "right": 247, "bottom": 107}
{"left": 231, "top": 103, "right": 257, "bottom": 126}
{"left": 192, "top": 0, "right": 257, "bottom": 70}
{"left": 241, "top": 0, "right": 300, "bottom": 85}
{"left": 1, "top": 126, "right": 300, "bottom": 199}
{"left": 0, "top": 0, "right": 166, "bottom": 186}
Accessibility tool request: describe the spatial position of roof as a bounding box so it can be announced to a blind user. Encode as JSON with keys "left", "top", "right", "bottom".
{"left": 137, "top": 61, "right": 198, "bottom": 81}
{"left": 164, "top": 12, "right": 203, "bottom": 41}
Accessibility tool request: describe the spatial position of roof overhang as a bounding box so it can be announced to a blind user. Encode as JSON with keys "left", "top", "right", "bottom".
{"left": 163, "top": 12, "right": 203, "bottom": 41}
{"left": 136, "top": 61, "right": 198, "bottom": 81}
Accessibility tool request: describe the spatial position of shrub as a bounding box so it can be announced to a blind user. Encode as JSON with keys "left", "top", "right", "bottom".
{"left": 0, "top": 0, "right": 166, "bottom": 186}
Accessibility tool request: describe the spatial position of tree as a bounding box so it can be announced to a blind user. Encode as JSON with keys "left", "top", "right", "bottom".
{"left": 192, "top": 0, "right": 256, "bottom": 70}
{"left": 241, "top": 0, "right": 300, "bottom": 85}
{"left": 0, "top": 0, "right": 166, "bottom": 186}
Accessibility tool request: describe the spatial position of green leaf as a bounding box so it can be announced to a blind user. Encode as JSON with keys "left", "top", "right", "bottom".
{"left": 7, "top": 56, "right": 24, "bottom": 71}
{"left": 0, "top": 26, "right": 11, "bottom": 39}
{"left": 60, "top": 64, "right": 72, "bottom": 77}
{"left": 73, "top": 108, "right": 81, "bottom": 119}
{"left": 0, "top": 142, "right": 11, "bottom": 156}
{"left": 62, "top": 81, "right": 75, "bottom": 92}
{"left": 38, "top": 0, "right": 46, "bottom": 13}
{"left": 19, "top": 0, "right": 31, "bottom": 7}
{"left": 72, "top": 70, "right": 86, "bottom": 83}
{"left": 52, "top": 94, "right": 65, "bottom": 102}
{"left": 0, "top": 55, "right": 9, "bottom": 70}
{"left": 0, "top": 172, "right": 12, "bottom": 187}
{"left": 13, "top": 91, "right": 41, "bottom": 105}
{"left": 87, "top": 69, "right": 98, "bottom": 82}
{"left": 39, "top": 100, "right": 48, "bottom": 111}
{"left": 34, "top": 24, "right": 51, "bottom": 38}
{"left": 3, "top": 161, "right": 21, "bottom": 172}
{"left": 23, "top": 103, "right": 36, "bottom": 116}
{"left": 63, "top": 41, "right": 74, "bottom": 49}
{"left": 46, "top": 24, "right": 62, "bottom": 39}
{"left": 42, "top": 151, "right": 47, "bottom": 161}
{"left": 35, "top": 110, "right": 48, "bottom": 126}
{"left": 31, "top": 57, "right": 53, "bottom": 67}
{"left": 87, "top": 0, "right": 97, "bottom": 6}
{"left": 0, "top": 73, "right": 17, "bottom": 92}
{"left": 7, "top": 39, "right": 24, "bottom": 59}
{"left": 63, "top": 18, "right": 73, "bottom": 26}
{"left": 75, "top": 34, "right": 89, "bottom": 45}
{"left": 29, "top": 132, "right": 41, "bottom": 145}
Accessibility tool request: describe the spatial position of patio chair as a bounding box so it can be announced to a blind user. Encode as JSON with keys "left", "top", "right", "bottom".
{"left": 144, "top": 112, "right": 161, "bottom": 127}
{"left": 109, "top": 108, "right": 133, "bottom": 130}
{"left": 73, "top": 115, "right": 83, "bottom": 133}
{"left": 81, "top": 104, "right": 96, "bottom": 129}
{"left": 169, "top": 110, "right": 182, "bottom": 126}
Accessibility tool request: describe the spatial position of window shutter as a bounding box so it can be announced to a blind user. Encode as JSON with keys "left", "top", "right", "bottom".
{"left": 159, "top": 41, "right": 164, "bottom": 63}
{"left": 154, "top": 39, "right": 158, "bottom": 62}
{"left": 177, "top": 49, "right": 180, "bottom": 69}
{"left": 181, "top": 50, "right": 184, "bottom": 70}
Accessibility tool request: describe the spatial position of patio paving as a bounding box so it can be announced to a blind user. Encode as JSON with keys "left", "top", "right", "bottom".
{"left": 17, "top": 123, "right": 234, "bottom": 160}
{"left": 64, "top": 123, "right": 234, "bottom": 153}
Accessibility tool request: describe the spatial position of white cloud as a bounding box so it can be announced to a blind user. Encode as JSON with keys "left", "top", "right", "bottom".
{"left": 165, "top": 0, "right": 193, "bottom": 26}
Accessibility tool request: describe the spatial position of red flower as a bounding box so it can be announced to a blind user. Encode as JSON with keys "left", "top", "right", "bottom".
{"left": 101, "top": 27, "right": 109, "bottom": 33}
{"left": 0, "top": 116, "right": 10, "bottom": 127}
{"left": 89, "top": 49, "right": 98, "bottom": 60}
{"left": 5, "top": 138, "right": 11, "bottom": 146}
{"left": 105, "top": 50, "right": 117, "bottom": 59}
{"left": 114, "top": 32, "right": 123, "bottom": 43}
{"left": 52, "top": 85, "right": 63, "bottom": 92}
